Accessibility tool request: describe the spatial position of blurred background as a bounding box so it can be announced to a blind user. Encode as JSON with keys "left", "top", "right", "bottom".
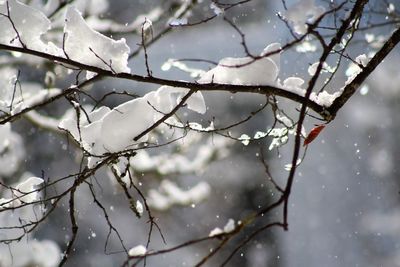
{"left": 3, "top": 0, "right": 400, "bottom": 266}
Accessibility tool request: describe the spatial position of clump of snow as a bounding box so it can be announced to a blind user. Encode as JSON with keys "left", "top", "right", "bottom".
{"left": 0, "top": 176, "right": 44, "bottom": 209}
{"left": 284, "top": 0, "right": 325, "bottom": 34}
{"left": 147, "top": 180, "right": 211, "bottom": 211}
{"left": 14, "top": 177, "right": 44, "bottom": 204}
{"left": 59, "top": 105, "right": 111, "bottom": 154}
{"left": 209, "top": 218, "right": 236, "bottom": 237}
{"left": 311, "top": 90, "right": 341, "bottom": 107}
{"left": 223, "top": 218, "right": 235, "bottom": 233}
{"left": 268, "top": 128, "right": 289, "bottom": 150}
{"left": 296, "top": 41, "right": 317, "bottom": 53}
{"left": 169, "top": 18, "right": 187, "bottom": 26}
{"left": 64, "top": 7, "right": 130, "bottom": 76}
{"left": 210, "top": 2, "right": 224, "bottom": 15}
{"left": 209, "top": 227, "right": 224, "bottom": 237}
{"left": 365, "top": 33, "right": 375, "bottom": 43}
{"left": 59, "top": 86, "right": 206, "bottom": 166}
{"left": 279, "top": 75, "right": 341, "bottom": 107}
{"left": 98, "top": 86, "right": 205, "bottom": 153}
{"left": 128, "top": 245, "right": 147, "bottom": 257}
{"left": 238, "top": 134, "right": 251, "bottom": 146}
{"left": 59, "top": 86, "right": 207, "bottom": 167}
{"left": 187, "top": 121, "right": 215, "bottom": 132}
{"left": 0, "top": 0, "right": 61, "bottom": 54}
{"left": 276, "top": 113, "right": 294, "bottom": 128}
{"left": 284, "top": 159, "right": 302, "bottom": 171}
{"left": 345, "top": 54, "right": 369, "bottom": 84}
{"left": 266, "top": 111, "right": 307, "bottom": 150}
{"left": 388, "top": 3, "right": 395, "bottom": 13}
{"left": 135, "top": 200, "right": 144, "bottom": 216}
{"left": 198, "top": 43, "right": 281, "bottom": 85}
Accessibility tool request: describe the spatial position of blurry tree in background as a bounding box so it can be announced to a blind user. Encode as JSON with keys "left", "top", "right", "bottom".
{"left": 0, "top": 0, "right": 399, "bottom": 266}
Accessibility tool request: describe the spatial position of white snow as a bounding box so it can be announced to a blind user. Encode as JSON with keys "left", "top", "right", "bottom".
{"left": 59, "top": 105, "right": 111, "bottom": 154}
{"left": 268, "top": 128, "right": 289, "bottom": 150}
{"left": 209, "top": 218, "right": 235, "bottom": 237}
{"left": 0, "top": 0, "right": 61, "bottom": 54}
{"left": 169, "top": 18, "right": 188, "bottom": 26}
{"left": 128, "top": 245, "right": 147, "bottom": 257}
{"left": 135, "top": 200, "right": 144, "bottom": 216}
{"left": 147, "top": 180, "right": 211, "bottom": 211}
{"left": 15, "top": 176, "right": 44, "bottom": 203}
{"left": 198, "top": 43, "right": 281, "bottom": 85}
{"left": 311, "top": 90, "right": 341, "bottom": 107}
{"left": 345, "top": 54, "right": 369, "bottom": 84}
{"left": 98, "top": 86, "right": 205, "bottom": 153}
{"left": 64, "top": 7, "right": 130, "bottom": 76}
{"left": 280, "top": 76, "right": 341, "bottom": 107}
{"left": 223, "top": 219, "right": 235, "bottom": 233}
{"left": 209, "top": 227, "right": 224, "bottom": 237}
{"left": 281, "top": 76, "right": 306, "bottom": 97}
{"left": 296, "top": 41, "right": 317, "bottom": 53}
{"left": 210, "top": 2, "right": 224, "bottom": 15}
{"left": 238, "top": 134, "right": 251, "bottom": 146}
{"left": 284, "top": 159, "right": 302, "bottom": 171}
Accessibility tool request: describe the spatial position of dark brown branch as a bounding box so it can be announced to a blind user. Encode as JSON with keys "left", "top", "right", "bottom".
{"left": 58, "top": 188, "right": 78, "bottom": 267}
{"left": 328, "top": 26, "right": 400, "bottom": 117}
{"left": 0, "top": 45, "right": 326, "bottom": 118}
{"left": 282, "top": 0, "right": 368, "bottom": 228}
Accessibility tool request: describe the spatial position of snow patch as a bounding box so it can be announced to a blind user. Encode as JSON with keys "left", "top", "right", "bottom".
{"left": 64, "top": 7, "right": 130, "bottom": 77}
{"left": 198, "top": 43, "right": 281, "bottom": 85}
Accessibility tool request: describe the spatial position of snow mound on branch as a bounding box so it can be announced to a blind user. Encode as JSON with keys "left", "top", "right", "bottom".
{"left": 345, "top": 54, "right": 369, "bottom": 84}
{"left": 209, "top": 218, "right": 236, "bottom": 237}
{"left": 197, "top": 43, "right": 281, "bottom": 85}
{"left": 128, "top": 245, "right": 147, "bottom": 257}
{"left": 59, "top": 86, "right": 206, "bottom": 167}
{"left": 284, "top": 0, "right": 325, "bottom": 34}
{"left": 0, "top": 0, "right": 61, "bottom": 54}
{"left": 64, "top": 7, "right": 130, "bottom": 75}
{"left": 280, "top": 76, "right": 341, "bottom": 107}
{"left": 99, "top": 86, "right": 205, "bottom": 152}
{"left": 0, "top": 176, "right": 44, "bottom": 209}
